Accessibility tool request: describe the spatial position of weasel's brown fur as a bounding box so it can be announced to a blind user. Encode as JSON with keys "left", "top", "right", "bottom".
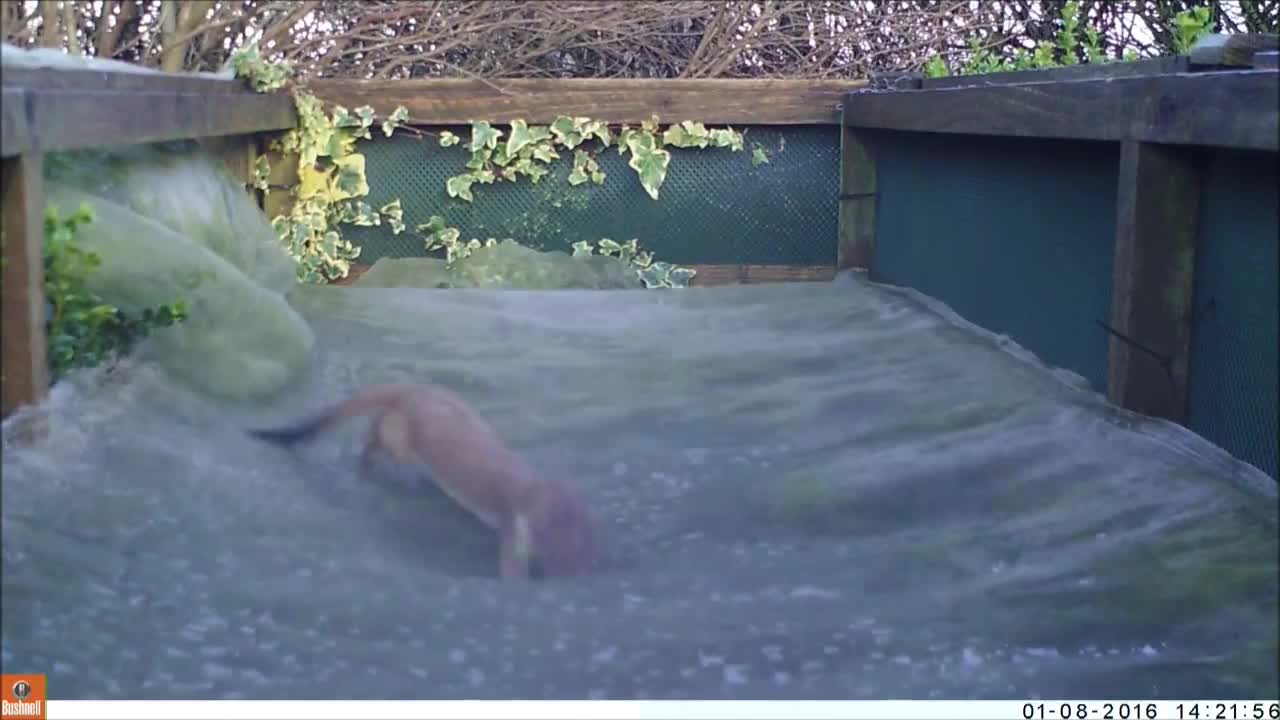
{"left": 249, "top": 383, "right": 602, "bottom": 580}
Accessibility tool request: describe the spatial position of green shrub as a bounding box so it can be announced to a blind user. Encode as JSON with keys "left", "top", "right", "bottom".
{"left": 43, "top": 202, "right": 188, "bottom": 381}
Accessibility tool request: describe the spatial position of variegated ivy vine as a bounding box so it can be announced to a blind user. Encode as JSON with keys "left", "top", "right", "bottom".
{"left": 230, "top": 45, "right": 754, "bottom": 289}
{"left": 232, "top": 45, "right": 410, "bottom": 283}
{"left": 430, "top": 115, "right": 764, "bottom": 287}
{"left": 438, "top": 115, "right": 747, "bottom": 203}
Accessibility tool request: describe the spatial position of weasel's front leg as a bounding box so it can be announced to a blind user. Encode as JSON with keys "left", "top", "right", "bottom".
{"left": 498, "top": 514, "right": 535, "bottom": 580}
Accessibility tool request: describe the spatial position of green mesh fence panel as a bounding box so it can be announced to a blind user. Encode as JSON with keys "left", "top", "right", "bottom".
{"left": 871, "top": 131, "right": 1120, "bottom": 392}
{"left": 342, "top": 125, "right": 839, "bottom": 267}
{"left": 1187, "top": 149, "right": 1279, "bottom": 481}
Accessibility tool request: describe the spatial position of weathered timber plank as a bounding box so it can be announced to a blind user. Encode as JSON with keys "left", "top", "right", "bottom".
{"left": 837, "top": 118, "right": 876, "bottom": 272}
{"left": 301, "top": 78, "right": 866, "bottom": 125}
{"left": 2, "top": 87, "right": 296, "bottom": 158}
{"left": 842, "top": 70, "right": 1279, "bottom": 152}
{"left": 2, "top": 65, "right": 254, "bottom": 94}
{"left": 1189, "top": 33, "right": 1280, "bottom": 67}
{"left": 922, "top": 57, "right": 1189, "bottom": 89}
{"left": 1, "top": 153, "right": 49, "bottom": 416}
{"left": 1105, "top": 140, "right": 1202, "bottom": 423}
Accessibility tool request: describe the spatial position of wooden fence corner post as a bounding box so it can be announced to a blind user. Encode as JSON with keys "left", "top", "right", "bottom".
{"left": 1105, "top": 140, "right": 1202, "bottom": 423}
{"left": 1, "top": 152, "right": 50, "bottom": 416}
{"left": 838, "top": 101, "right": 877, "bottom": 275}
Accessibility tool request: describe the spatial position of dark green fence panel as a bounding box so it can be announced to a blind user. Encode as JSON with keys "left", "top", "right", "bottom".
{"left": 1187, "top": 149, "right": 1279, "bottom": 480}
{"left": 871, "top": 130, "right": 1121, "bottom": 392}
{"left": 343, "top": 125, "right": 841, "bottom": 267}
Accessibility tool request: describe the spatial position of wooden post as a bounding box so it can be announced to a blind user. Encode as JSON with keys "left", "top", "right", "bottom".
{"left": 837, "top": 105, "right": 877, "bottom": 273}
{"left": 200, "top": 134, "right": 259, "bottom": 187}
{"left": 261, "top": 140, "right": 297, "bottom": 223}
{"left": 1105, "top": 140, "right": 1202, "bottom": 423}
{"left": 1, "top": 153, "right": 49, "bottom": 416}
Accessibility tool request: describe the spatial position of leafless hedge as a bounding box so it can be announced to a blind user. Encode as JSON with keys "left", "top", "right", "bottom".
{"left": 2, "top": 1, "right": 1276, "bottom": 79}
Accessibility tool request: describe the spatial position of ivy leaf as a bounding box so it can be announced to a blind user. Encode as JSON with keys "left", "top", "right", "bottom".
{"left": 668, "top": 267, "right": 697, "bottom": 287}
{"left": 381, "top": 106, "right": 410, "bottom": 137}
{"left": 417, "top": 215, "right": 448, "bottom": 236}
{"left": 446, "top": 174, "right": 478, "bottom": 202}
{"left": 347, "top": 200, "right": 380, "bottom": 226}
{"left": 571, "top": 240, "right": 595, "bottom": 257}
{"left": 751, "top": 146, "right": 770, "bottom": 167}
{"left": 709, "top": 128, "right": 744, "bottom": 151}
{"left": 530, "top": 142, "right": 559, "bottom": 163}
{"left": 332, "top": 105, "right": 359, "bottom": 127}
{"left": 379, "top": 200, "right": 405, "bottom": 235}
{"left": 490, "top": 144, "right": 512, "bottom": 168}
{"left": 524, "top": 163, "right": 550, "bottom": 184}
{"left": 331, "top": 154, "right": 369, "bottom": 200}
{"left": 439, "top": 131, "right": 461, "bottom": 147}
{"left": 663, "top": 121, "right": 711, "bottom": 148}
{"left": 465, "top": 148, "right": 492, "bottom": 171}
{"left": 506, "top": 119, "right": 536, "bottom": 157}
{"left": 468, "top": 120, "right": 503, "bottom": 152}
{"left": 625, "top": 133, "right": 671, "bottom": 201}
{"left": 550, "top": 116, "right": 585, "bottom": 149}
{"left": 296, "top": 163, "right": 333, "bottom": 200}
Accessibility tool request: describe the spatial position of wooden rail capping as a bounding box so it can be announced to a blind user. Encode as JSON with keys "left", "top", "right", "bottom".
{"left": 1188, "top": 32, "right": 1280, "bottom": 67}
{"left": 302, "top": 78, "right": 866, "bottom": 126}
{"left": 841, "top": 69, "right": 1279, "bottom": 153}
{"left": 919, "top": 56, "right": 1191, "bottom": 89}
{"left": 1, "top": 66, "right": 297, "bottom": 158}
{"left": 1106, "top": 141, "right": 1202, "bottom": 423}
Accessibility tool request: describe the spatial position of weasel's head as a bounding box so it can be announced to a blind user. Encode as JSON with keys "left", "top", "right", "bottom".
{"left": 524, "top": 482, "right": 603, "bottom": 580}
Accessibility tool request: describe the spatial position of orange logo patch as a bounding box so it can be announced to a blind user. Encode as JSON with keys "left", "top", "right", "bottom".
{"left": 0, "top": 675, "right": 45, "bottom": 720}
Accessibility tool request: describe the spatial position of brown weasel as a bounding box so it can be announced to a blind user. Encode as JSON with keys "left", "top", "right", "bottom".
{"left": 247, "top": 382, "right": 603, "bottom": 581}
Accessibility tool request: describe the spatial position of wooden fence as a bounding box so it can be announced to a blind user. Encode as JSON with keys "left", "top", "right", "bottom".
{"left": 839, "top": 34, "right": 1279, "bottom": 437}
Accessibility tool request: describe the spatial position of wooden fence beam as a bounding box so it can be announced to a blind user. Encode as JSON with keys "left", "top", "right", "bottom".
{"left": 1189, "top": 32, "right": 1280, "bottom": 67}
{"left": 1105, "top": 140, "right": 1203, "bottom": 423}
{"left": 2, "top": 67, "right": 296, "bottom": 158}
{"left": 842, "top": 69, "right": 1279, "bottom": 153}
{"left": 1, "top": 153, "right": 49, "bottom": 416}
{"left": 301, "top": 78, "right": 866, "bottom": 125}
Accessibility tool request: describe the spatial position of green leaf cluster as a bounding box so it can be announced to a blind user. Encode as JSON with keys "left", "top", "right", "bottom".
{"left": 444, "top": 114, "right": 745, "bottom": 203}
{"left": 1172, "top": 7, "right": 1215, "bottom": 54}
{"left": 570, "top": 237, "right": 696, "bottom": 288}
{"left": 230, "top": 46, "right": 411, "bottom": 284}
{"left": 266, "top": 93, "right": 411, "bottom": 283}
{"left": 42, "top": 203, "right": 188, "bottom": 382}
{"left": 228, "top": 45, "right": 292, "bottom": 93}
{"left": 230, "top": 47, "right": 706, "bottom": 290}
{"left": 922, "top": 2, "right": 1213, "bottom": 78}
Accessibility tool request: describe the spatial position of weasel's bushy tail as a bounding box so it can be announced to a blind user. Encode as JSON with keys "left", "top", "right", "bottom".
{"left": 247, "top": 405, "right": 345, "bottom": 448}
{"left": 246, "top": 384, "right": 408, "bottom": 448}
